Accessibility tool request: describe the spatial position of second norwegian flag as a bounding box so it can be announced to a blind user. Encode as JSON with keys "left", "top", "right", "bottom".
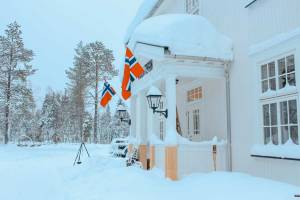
{"left": 121, "top": 47, "right": 144, "bottom": 100}
{"left": 100, "top": 82, "right": 116, "bottom": 108}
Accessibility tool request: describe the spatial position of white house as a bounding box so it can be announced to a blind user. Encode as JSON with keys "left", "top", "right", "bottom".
{"left": 125, "top": 0, "right": 300, "bottom": 186}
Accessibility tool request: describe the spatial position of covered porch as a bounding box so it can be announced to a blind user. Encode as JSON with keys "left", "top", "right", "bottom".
{"left": 126, "top": 14, "right": 233, "bottom": 180}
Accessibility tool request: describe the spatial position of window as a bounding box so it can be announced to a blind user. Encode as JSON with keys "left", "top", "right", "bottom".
{"left": 159, "top": 101, "right": 164, "bottom": 140}
{"left": 186, "top": 0, "right": 199, "bottom": 15}
{"left": 262, "top": 103, "right": 278, "bottom": 145}
{"left": 261, "top": 62, "right": 276, "bottom": 92}
{"left": 280, "top": 100, "right": 298, "bottom": 144}
{"left": 278, "top": 55, "right": 296, "bottom": 89}
{"left": 159, "top": 119, "right": 164, "bottom": 140}
{"left": 260, "top": 55, "right": 296, "bottom": 94}
{"left": 186, "top": 111, "right": 190, "bottom": 135}
{"left": 193, "top": 109, "right": 200, "bottom": 135}
{"left": 260, "top": 54, "right": 298, "bottom": 146}
{"left": 187, "top": 87, "right": 202, "bottom": 102}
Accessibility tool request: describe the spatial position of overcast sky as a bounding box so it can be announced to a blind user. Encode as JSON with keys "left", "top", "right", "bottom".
{"left": 0, "top": 0, "right": 143, "bottom": 107}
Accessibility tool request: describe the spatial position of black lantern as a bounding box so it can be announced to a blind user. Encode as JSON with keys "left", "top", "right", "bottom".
{"left": 117, "top": 104, "right": 131, "bottom": 125}
{"left": 146, "top": 87, "right": 168, "bottom": 118}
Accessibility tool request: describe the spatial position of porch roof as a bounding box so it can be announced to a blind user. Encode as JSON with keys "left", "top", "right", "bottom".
{"left": 128, "top": 14, "right": 233, "bottom": 61}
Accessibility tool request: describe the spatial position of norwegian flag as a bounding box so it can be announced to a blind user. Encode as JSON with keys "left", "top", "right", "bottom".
{"left": 100, "top": 82, "right": 116, "bottom": 107}
{"left": 121, "top": 47, "right": 144, "bottom": 100}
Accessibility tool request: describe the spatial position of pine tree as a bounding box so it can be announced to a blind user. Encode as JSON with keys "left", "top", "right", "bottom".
{"left": 10, "top": 86, "right": 36, "bottom": 142}
{"left": 0, "top": 22, "right": 36, "bottom": 144}
{"left": 66, "top": 42, "right": 90, "bottom": 142}
{"left": 85, "top": 41, "right": 118, "bottom": 143}
{"left": 99, "top": 105, "right": 112, "bottom": 143}
{"left": 109, "top": 99, "right": 130, "bottom": 142}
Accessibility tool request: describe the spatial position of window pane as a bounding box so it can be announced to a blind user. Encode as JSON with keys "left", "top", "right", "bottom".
{"left": 278, "top": 58, "right": 286, "bottom": 75}
{"left": 287, "top": 73, "right": 296, "bottom": 86}
{"left": 269, "top": 78, "right": 276, "bottom": 90}
{"left": 264, "top": 127, "right": 270, "bottom": 145}
{"left": 280, "top": 101, "right": 288, "bottom": 125}
{"left": 270, "top": 103, "right": 277, "bottom": 125}
{"left": 290, "top": 126, "right": 299, "bottom": 145}
{"left": 279, "top": 75, "right": 287, "bottom": 89}
{"left": 288, "top": 100, "right": 298, "bottom": 124}
{"left": 268, "top": 62, "right": 275, "bottom": 77}
{"left": 271, "top": 127, "right": 278, "bottom": 145}
{"left": 281, "top": 126, "right": 289, "bottom": 144}
{"left": 262, "top": 80, "right": 268, "bottom": 93}
{"left": 287, "top": 55, "right": 295, "bottom": 73}
{"left": 263, "top": 104, "right": 270, "bottom": 126}
{"left": 261, "top": 64, "right": 268, "bottom": 79}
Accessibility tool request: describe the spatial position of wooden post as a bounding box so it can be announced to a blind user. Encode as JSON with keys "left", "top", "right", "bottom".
{"left": 212, "top": 144, "right": 217, "bottom": 171}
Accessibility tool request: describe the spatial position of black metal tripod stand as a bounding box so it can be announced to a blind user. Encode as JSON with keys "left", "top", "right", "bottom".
{"left": 73, "top": 142, "right": 90, "bottom": 166}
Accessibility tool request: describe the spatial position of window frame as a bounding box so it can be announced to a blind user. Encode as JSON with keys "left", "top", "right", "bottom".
{"left": 259, "top": 53, "right": 299, "bottom": 146}
{"left": 187, "top": 86, "right": 203, "bottom": 103}
{"left": 260, "top": 54, "right": 297, "bottom": 99}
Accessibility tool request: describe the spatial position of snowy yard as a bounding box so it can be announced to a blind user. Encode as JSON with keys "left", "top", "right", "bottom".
{"left": 0, "top": 144, "right": 298, "bottom": 200}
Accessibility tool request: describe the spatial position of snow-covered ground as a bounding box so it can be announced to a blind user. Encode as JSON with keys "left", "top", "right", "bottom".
{"left": 0, "top": 144, "right": 298, "bottom": 200}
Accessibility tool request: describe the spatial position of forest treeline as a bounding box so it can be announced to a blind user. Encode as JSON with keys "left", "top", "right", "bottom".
{"left": 0, "top": 22, "right": 129, "bottom": 144}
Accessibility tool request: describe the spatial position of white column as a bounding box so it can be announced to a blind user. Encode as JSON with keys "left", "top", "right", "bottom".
{"left": 136, "top": 92, "right": 147, "bottom": 145}
{"left": 147, "top": 100, "right": 154, "bottom": 144}
{"left": 136, "top": 93, "right": 142, "bottom": 144}
{"left": 129, "top": 96, "right": 136, "bottom": 141}
{"left": 165, "top": 75, "right": 178, "bottom": 145}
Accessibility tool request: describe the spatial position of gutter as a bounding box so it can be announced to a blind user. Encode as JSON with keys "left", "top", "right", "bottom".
{"left": 225, "top": 64, "right": 233, "bottom": 171}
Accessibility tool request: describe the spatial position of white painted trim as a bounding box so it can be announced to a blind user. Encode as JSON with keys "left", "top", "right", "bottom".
{"left": 249, "top": 26, "right": 300, "bottom": 56}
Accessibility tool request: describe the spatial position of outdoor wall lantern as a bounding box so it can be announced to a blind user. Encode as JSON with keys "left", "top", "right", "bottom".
{"left": 117, "top": 104, "right": 131, "bottom": 125}
{"left": 146, "top": 86, "right": 168, "bottom": 118}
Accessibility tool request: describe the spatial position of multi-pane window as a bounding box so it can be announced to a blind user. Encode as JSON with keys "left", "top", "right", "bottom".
{"left": 187, "top": 87, "right": 202, "bottom": 102}
{"left": 280, "top": 100, "right": 298, "bottom": 144}
{"left": 159, "top": 119, "right": 164, "bottom": 140}
{"left": 193, "top": 109, "right": 200, "bottom": 135}
{"left": 262, "top": 100, "right": 298, "bottom": 145}
{"left": 263, "top": 103, "right": 278, "bottom": 145}
{"left": 278, "top": 55, "right": 296, "bottom": 89}
{"left": 261, "top": 55, "right": 296, "bottom": 93}
{"left": 260, "top": 54, "right": 298, "bottom": 145}
{"left": 261, "top": 62, "right": 276, "bottom": 92}
{"left": 159, "top": 101, "right": 164, "bottom": 140}
{"left": 186, "top": 0, "right": 199, "bottom": 15}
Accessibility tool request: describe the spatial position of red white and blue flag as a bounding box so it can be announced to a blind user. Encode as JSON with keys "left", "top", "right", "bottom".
{"left": 100, "top": 82, "right": 116, "bottom": 107}
{"left": 121, "top": 47, "right": 144, "bottom": 100}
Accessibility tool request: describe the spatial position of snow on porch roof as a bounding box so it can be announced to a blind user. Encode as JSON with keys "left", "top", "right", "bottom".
{"left": 128, "top": 14, "right": 233, "bottom": 61}
{"left": 124, "top": 0, "right": 162, "bottom": 44}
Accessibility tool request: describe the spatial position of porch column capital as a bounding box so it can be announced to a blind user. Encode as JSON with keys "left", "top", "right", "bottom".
{"left": 165, "top": 75, "right": 178, "bottom": 145}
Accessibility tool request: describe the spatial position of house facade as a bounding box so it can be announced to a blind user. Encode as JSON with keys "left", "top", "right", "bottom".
{"left": 125, "top": 0, "right": 300, "bottom": 186}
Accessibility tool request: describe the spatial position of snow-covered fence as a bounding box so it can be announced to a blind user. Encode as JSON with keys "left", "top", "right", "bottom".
{"left": 178, "top": 142, "right": 227, "bottom": 178}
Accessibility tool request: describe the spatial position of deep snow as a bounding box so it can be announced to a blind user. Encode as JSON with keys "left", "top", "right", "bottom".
{"left": 0, "top": 144, "right": 299, "bottom": 200}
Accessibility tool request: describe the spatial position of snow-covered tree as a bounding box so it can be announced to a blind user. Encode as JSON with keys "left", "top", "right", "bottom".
{"left": 0, "top": 22, "right": 36, "bottom": 144}
{"left": 40, "top": 89, "right": 64, "bottom": 143}
{"left": 99, "top": 105, "right": 112, "bottom": 144}
{"left": 84, "top": 41, "right": 118, "bottom": 143}
{"left": 66, "top": 42, "right": 90, "bottom": 142}
{"left": 10, "top": 86, "right": 36, "bottom": 142}
{"left": 109, "top": 99, "right": 130, "bottom": 142}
